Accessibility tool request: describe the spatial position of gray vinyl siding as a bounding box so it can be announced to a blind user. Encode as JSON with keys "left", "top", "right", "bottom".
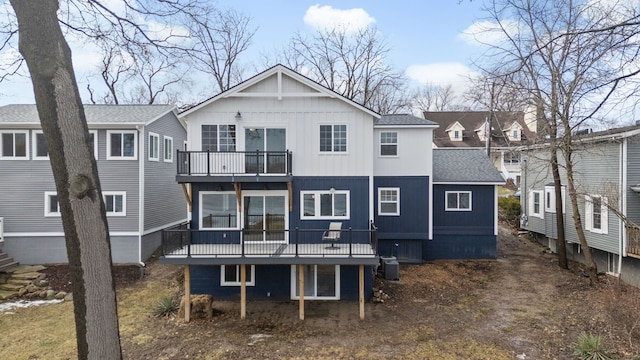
{"left": 143, "top": 113, "right": 188, "bottom": 231}
{"left": 626, "top": 138, "right": 640, "bottom": 227}
{"left": 3, "top": 235, "right": 139, "bottom": 264}
{"left": 522, "top": 140, "right": 621, "bottom": 254}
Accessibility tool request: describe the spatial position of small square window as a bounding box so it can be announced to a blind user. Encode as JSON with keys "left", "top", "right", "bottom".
{"left": 103, "top": 192, "right": 126, "bottom": 216}
{"left": 380, "top": 132, "right": 397, "bottom": 156}
{"left": 44, "top": 192, "right": 61, "bottom": 217}
{"left": 320, "top": 125, "right": 347, "bottom": 153}
{"left": 107, "top": 131, "right": 137, "bottom": 160}
{"left": 378, "top": 188, "right": 400, "bottom": 216}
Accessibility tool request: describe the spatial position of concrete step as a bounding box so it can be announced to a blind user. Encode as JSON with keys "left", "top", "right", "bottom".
{"left": 0, "top": 261, "right": 19, "bottom": 273}
{"left": 0, "top": 257, "right": 14, "bottom": 267}
{"left": 11, "top": 272, "right": 41, "bottom": 281}
{"left": 0, "top": 282, "right": 22, "bottom": 291}
{"left": 0, "top": 289, "right": 18, "bottom": 300}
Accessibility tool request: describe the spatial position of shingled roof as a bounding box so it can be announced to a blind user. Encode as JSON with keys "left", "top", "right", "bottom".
{"left": 424, "top": 111, "right": 535, "bottom": 148}
{"left": 0, "top": 104, "right": 177, "bottom": 125}
{"left": 433, "top": 148, "right": 504, "bottom": 183}
{"left": 376, "top": 114, "right": 438, "bottom": 127}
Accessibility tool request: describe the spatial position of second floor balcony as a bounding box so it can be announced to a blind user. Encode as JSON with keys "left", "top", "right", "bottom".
{"left": 176, "top": 150, "right": 293, "bottom": 182}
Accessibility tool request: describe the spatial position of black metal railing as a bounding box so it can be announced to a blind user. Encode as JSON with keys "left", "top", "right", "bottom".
{"left": 176, "top": 150, "right": 293, "bottom": 176}
{"left": 161, "top": 223, "right": 378, "bottom": 258}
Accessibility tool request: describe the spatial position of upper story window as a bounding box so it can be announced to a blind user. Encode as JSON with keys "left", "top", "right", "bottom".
{"left": 202, "top": 125, "right": 236, "bottom": 152}
{"left": 200, "top": 192, "right": 238, "bottom": 229}
{"left": 320, "top": 125, "right": 347, "bottom": 153}
{"left": 1, "top": 130, "right": 28, "bottom": 159}
{"left": 107, "top": 130, "right": 137, "bottom": 160}
{"left": 585, "top": 195, "right": 608, "bottom": 234}
{"left": 33, "top": 131, "right": 48, "bottom": 160}
{"left": 454, "top": 130, "right": 460, "bottom": 139}
{"left": 445, "top": 191, "right": 472, "bottom": 211}
{"left": 504, "top": 151, "right": 520, "bottom": 165}
{"left": 44, "top": 191, "right": 61, "bottom": 217}
{"left": 378, "top": 188, "right": 400, "bottom": 216}
{"left": 148, "top": 132, "right": 159, "bottom": 161}
{"left": 103, "top": 192, "right": 126, "bottom": 216}
{"left": 164, "top": 136, "right": 173, "bottom": 162}
{"left": 301, "top": 190, "right": 350, "bottom": 219}
{"left": 380, "top": 132, "right": 397, "bottom": 156}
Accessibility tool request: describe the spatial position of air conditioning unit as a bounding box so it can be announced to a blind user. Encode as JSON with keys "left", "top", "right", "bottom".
{"left": 383, "top": 257, "right": 399, "bottom": 280}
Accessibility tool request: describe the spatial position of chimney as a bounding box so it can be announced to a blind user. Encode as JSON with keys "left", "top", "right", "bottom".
{"left": 523, "top": 104, "right": 538, "bottom": 134}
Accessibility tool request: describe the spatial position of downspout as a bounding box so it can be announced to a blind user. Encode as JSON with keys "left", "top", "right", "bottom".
{"left": 137, "top": 125, "right": 146, "bottom": 268}
{"left": 619, "top": 138, "right": 627, "bottom": 275}
{"left": 369, "top": 175, "right": 374, "bottom": 225}
{"left": 522, "top": 158, "right": 528, "bottom": 227}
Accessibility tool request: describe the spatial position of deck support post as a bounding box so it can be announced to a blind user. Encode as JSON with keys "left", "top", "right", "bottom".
{"left": 240, "top": 264, "right": 246, "bottom": 320}
{"left": 299, "top": 264, "right": 304, "bottom": 320}
{"left": 181, "top": 183, "right": 192, "bottom": 212}
{"left": 184, "top": 265, "right": 191, "bottom": 322}
{"left": 359, "top": 264, "right": 365, "bottom": 320}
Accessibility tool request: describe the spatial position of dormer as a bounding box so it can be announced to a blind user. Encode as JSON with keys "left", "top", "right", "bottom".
{"left": 505, "top": 121, "right": 523, "bottom": 141}
{"left": 445, "top": 121, "right": 465, "bottom": 142}
{"left": 475, "top": 122, "right": 490, "bottom": 142}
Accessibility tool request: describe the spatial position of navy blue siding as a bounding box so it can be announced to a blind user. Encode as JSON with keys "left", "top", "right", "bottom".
{"left": 429, "top": 184, "right": 496, "bottom": 260}
{"left": 190, "top": 264, "right": 373, "bottom": 301}
{"left": 374, "top": 176, "right": 429, "bottom": 263}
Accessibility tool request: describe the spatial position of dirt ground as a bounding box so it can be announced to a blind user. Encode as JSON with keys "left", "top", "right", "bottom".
{"left": 42, "top": 224, "right": 640, "bottom": 359}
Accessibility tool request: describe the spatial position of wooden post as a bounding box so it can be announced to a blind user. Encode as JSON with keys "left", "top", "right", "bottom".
{"left": 298, "top": 264, "right": 304, "bottom": 320}
{"left": 359, "top": 264, "right": 365, "bottom": 320}
{"left": 240, "top": 264, "right": 246, "bottom": 320}
{"left": 184, "top": 265, "right": 191, "bottom": 322}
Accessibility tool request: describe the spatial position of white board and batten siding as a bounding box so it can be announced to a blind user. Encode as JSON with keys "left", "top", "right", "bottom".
{"left": 182, "top": 70, "right": 377, "bottom": 177}
{"left": 373, "top": 127, "right": 434, "bottom": 177}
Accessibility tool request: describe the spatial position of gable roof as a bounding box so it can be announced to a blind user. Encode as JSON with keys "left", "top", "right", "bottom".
{"left": 424, "top": 111, "right": 535, "bottom": 148}
{"left": 0, "top": 104, "right": 178, "bottom": 126}
{"left": 433, "top": 148, "right": 504, "bottom": 184}
{"left": 180, "top": 64, "right": 380, "bottom": 119}
{"left": 375, "top": 114, "right": 437, "bottom": 127}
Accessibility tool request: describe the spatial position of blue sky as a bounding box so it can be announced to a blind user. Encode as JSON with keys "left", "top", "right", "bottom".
{"left": 0, "top": 1, "right": 488, "bottom": 105}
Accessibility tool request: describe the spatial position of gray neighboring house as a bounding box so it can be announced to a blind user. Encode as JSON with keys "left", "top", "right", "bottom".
{"left": 521, "top": 125, "right": 640, "bottom": 288}
{"left": 0, "top": 104, "right": 188, "bottom": 266}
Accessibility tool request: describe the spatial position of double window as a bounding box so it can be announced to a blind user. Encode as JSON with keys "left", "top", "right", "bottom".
{"left": 1, "top": 131, "right": 28, "bottom": 159}
{"left": 378, "top": 188, "right": 400, "bottom": 216}
{"left": 445, "top": 191, "right": 472, "bottom": 211}
{"left": 585, "top": 195, "right": 608, "bottom": 234}
{"left": 301, "top": 190, "right": 349, "bottom": 219}
{"left": 380, "top": 132, "right": 397, "bottom": 156}
{"left": 44, "top": 191, "right": 125, "bottom": 217}
{"left": 202, "top": 125, "right": 236, "bottom": 152}
{"left": 107, "top": 130, "right": 137, "bottom": 159}
{"left": 320, "top": 125, "right": 347, "bottom": 153}
{"left": 200, "top": 192, "right": 238, "bottom": 229}
{"left": 33, "top": 130, "right": 98, "bottom": 160}
{"left": 221, "top": 265, "right": 255, "bottom": 286}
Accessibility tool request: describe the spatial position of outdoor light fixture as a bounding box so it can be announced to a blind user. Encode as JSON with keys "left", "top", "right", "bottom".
{"left": 235, "top": 111, "right": 242, "bottom": 120}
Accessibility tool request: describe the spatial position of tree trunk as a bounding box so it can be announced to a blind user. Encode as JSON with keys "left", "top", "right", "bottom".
{"left": 10, "top": 1, "right": 123, "bottom": 358}
{"left": 550, "top": 149, "right": 568, "bottom": 269}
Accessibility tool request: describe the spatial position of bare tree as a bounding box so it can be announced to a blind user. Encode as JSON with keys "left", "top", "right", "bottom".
{"left": 10, "top": 0, "right": 122, "bottom": 357}
{"left": 283, "top": 26, "right": 406, "bottom": 112}
{"left": 481, "top": 0, "right": 640, "bottom": 277}
{"left": 183, "top": 6, "right": 256, "bottom": 93}
{"left": 411, "top": 83, "right": 459, "bottom": 113}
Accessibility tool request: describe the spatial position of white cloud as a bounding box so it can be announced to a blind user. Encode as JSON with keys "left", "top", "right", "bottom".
{"left": 458, "top": 20, "right": 520, "bottom": 47}
{"left": 406, "top": 62, "right": 479, "bottom": 95}
{"left": 303, "top": 4, "right": 375, "bottom": 32}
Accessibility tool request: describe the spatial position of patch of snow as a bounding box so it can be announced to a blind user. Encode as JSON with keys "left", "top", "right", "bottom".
{"left": 0, "top": 299, "right": 63, "bottom": 314}
{"left": 248, "top": 333, "right": 272, "bottom": 346}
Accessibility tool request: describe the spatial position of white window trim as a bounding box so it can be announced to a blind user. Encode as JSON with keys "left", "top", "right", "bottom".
{"left": 32, "top": 130, "right": 49, "bottom": 160}
{"left": 0, "top": 130, "right": 29, "bottom": 160}
{"left": 88, "top": 130, "right": 98, "bottom": 160}
{"left": 163, "top": 136, "right": 173, "bottom": 163}
{"left": 221, "top": 265, "right": 255, "bottom": 286}
{"left": 199, "top": 191, "right": 240, "bottom": 230}
{"left": 379, "top": 131, "right": 398, "bottom": 157}
{"left": 319, "top": 124, "right": 348, "bottom": 154}
{"left": 529, "top": 190, "right": 544, "bottom": 219}
{"left": 544, "top": 186, "right": 566, "bottom": 214}
{"left": 378, "top": 187, "right": 400, "bottom": 216}
{"left": 148, "top": 132, "right": 160, "bottom": 161}
{"left": 106, "top": 130, "right": 138, "bottom": 160}
{"left": 290, "top": 265, "right": 340, "bottom": 300}
{"left": 445, "top": 191, "right": 472, "bottom": 211}
{"left": 300, "top": 190, "right": 350, "bottom": 220}
{"left": 585, "top": 194, "right": 608, "bottom": 234}
{"left": 103, "top": 191, "right": 127, "bottom": 217}
{"left": 44, "top": 191, "right": 61, "bottom": 217}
